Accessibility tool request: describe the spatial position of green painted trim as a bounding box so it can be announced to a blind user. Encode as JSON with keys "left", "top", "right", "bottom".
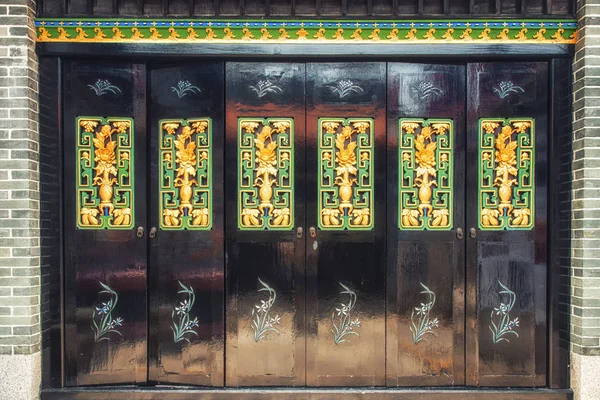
{"left": 238, "top": 118, "right": 295, "bottom": 231}
{"left": 478, "top": 117, "right": 535, "bottom": 230}
{"left": 76, "top": 116, "right": 134, "bottom": 230}
{"left": 36, "top": 18, "right": 577, "bottom": 44}
{"left": 159, "top": 118, "right": 212, "bottom": 230}
{"left": 318, "top": 117, "right": 374, "bottom": 231}
{"left": 398, "top": 118, "right": 454, "bottom": 231}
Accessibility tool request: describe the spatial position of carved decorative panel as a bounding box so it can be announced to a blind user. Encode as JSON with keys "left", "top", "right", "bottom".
{"left": 318, "top": 118, "right": 373, "bottom": 230}
{"left": 399, "top": 119, "right": 453, "bottom": 230}
{"left": 159, "top": 118, "right": 212, "bottom": 230}
{"left": 238, "top": 118, "right": 294, "bottom": 230}
{"left": 77, "top": 117, "right": 133, "bottom": 229}
{"left": 479, "top": 118, "right": 534, "bottom": 230}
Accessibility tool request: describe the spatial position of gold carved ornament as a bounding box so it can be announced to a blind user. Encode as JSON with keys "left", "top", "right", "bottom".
{"left": 319, "top": 119, "right": 373, "bottom": 230}
{"left": 78, "top": 119, "right": 132, "bottom": 228}
{"left": 161, "top": 120, "right": 210, "bottom": 228}
{"left": 480, "top": 119, "right": 533, "bottom": 229}
{"left": 400, "top": 120, "right": 452, "bottom": 230}
{"left": 239, "top": 119, "right": 293, "bottom": 229}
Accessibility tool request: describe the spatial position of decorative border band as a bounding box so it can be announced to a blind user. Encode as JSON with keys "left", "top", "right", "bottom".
{"left": 35, "top": 19, "right": 577, "bottom": 44}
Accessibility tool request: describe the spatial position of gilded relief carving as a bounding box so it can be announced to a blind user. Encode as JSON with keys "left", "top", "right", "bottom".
{"left": 77, "top": 117, "right": 133, "bottom": 229}
{"left": 238, "top": 118, "right": 294, "bottom": 230}
{"left": 479, "top": 118, "right": 534, "bottom": 230}
{"left": 319, "top": 118, "right": 373, "bottom": 230}
{"left": 160, "top": 119, "right": 212, "bottom": 230}
{"left": 399, "top": 119, "right": 453, "bottom": 230}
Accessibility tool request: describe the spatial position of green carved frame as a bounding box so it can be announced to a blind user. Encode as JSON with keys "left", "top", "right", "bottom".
{"left": 399, "top": 118, "right": 454, "bottom": 231}
{"left": 238, "top": 117, "right": 295, "bottom": 231}
{"left": 478, "top": 117, "right": 535, "bottom": 230}
{"left": 76, "top": 116, "right": 134, "bottom": 230}
{"left": 318, "top": 117, "right": 374, "bottom": 231}
{"left": 159, "top": 118, "right": 212, "bottom": 230}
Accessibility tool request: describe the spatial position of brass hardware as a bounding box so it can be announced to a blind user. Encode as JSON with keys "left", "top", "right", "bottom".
{"left": 470, "top": 227, "right": 477, "bottom": 238}
{"left": 310, "top": 227, "right": 316, "bottom": 238}
{"left": 456, "top": 227, "right": 463, "bottom": 240}
{"left": 297, "top": 227, "right": 303, "bottom": 239}
{"left": 136, "top": 226, "right": 144, "bottom": 238}
{"left": 149, "top": 227, "right": 157, "bottom": 239}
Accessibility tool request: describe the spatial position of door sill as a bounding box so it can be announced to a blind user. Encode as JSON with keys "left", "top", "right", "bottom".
{"left": 42, "top": 387, "right": 573, "bottom": 400}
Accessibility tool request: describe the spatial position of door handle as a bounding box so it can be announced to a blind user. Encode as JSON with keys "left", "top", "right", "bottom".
{"left": 456, "top": 227, "right": 463, "bottom": 240}
{"left": 136, "top": 226, "right": 144, "bottom": 238}
{"left": 297, "top": 227, "right": 303, "bottom": 239}
{"left": 470, "top": 227, "right": 477, "bottom": 239}
{"left": 149, "top": 227, "right": 157, "bottom": 239}
{"left": 309, "top": 227, "right": 316, "bottom": 238}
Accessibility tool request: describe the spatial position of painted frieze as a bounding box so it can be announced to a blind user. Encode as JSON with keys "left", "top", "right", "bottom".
{"left": 36, "top": 19, "right": 577, "bottom": 45}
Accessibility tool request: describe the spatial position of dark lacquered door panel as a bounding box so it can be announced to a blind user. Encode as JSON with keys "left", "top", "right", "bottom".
{"left": 63, "top": 61, "right": 147, "bottom": 386}
{"left": 386, "top": 63, "right": 466, "bottom": 386}
{"left": 225, "top": 62, "right": 306, "bottom": 386}
{"left": 306, "top": 62, "right": 386, "bottom": 386}
{"left": 148, "top": 63, "right": 225, "bottom": 386}
{"left": 466, "top": 62, "right": 548, "bottom": 387}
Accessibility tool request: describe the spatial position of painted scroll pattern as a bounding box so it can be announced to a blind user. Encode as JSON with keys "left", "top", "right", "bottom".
{"left": 160, "top": 118, "right": 212, "bottom": 230}
{"left": 399, "top": 119, "right": 453, "bottom": 230}
{"left": 319, "top": 118, "right": 373, "bottom": 230}
{"left": 238, "top": 118, "right": 294, "bottom": 230}
{"left": 77, "top": 117, "right": 133, "bottom": 229}
{"left": 479, "top": 118, "right": 534, "bottom": 230}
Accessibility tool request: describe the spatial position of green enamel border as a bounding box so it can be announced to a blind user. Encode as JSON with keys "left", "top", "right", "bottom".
{"left": 36, "top": 18, "right": 576, "bottom": 44}
{"left": 159, "top": 118, "right": 212, "bottom": 231}
{"left": 76, "top": 116, "right": 134, "bottom": 230}
{"left": 318, "top": 117, "right": 374, "bottom": 231}
{"left": 238, "top": 117, "right": 295, "bottom": 231}
{"left": 398, "top": 118, "right": 454, "bottom": 231}
{"left": 478, "top": 117, "right": 535, "bottom": 230}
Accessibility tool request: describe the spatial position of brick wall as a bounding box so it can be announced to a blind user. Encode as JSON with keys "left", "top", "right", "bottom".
{"left": 571, "top": 0, "right": 600, "bottom": 398}
{"left": 0, "top": 0, "right": 41, "bottom": 398}
{"left": 573, "top": 0, "right": 600, "bottom": 355}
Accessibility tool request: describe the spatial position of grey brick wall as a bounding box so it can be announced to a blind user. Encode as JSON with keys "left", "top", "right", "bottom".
{"left": 0, "top": 0, "right": 41, "bottom": 357}
{"left": 572, "top": 0, "right": 600, "bottom": 356}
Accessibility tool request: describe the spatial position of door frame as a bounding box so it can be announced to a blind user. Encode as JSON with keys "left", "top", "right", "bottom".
{"left": 37, "top": 42, "right": 572, "bottom": 393}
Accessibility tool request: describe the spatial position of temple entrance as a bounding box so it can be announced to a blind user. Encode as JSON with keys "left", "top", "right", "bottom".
{"left": 61, "top": 60, "right": 548, "bottom": 388}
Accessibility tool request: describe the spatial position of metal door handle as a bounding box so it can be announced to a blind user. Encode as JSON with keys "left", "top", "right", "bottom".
{"left": 136, "top": 226, "right": 144, "bottom": 238}
{"left": 149, "top": 227, "right": 157, "bottom": 239}
{"left": 456, "top": 228, "right": 463, "bottom": 240}
{"left": 297, "top": 227, "right": 303, "bottom": 239}
{"left": 470, "top": 227, "right": 477, "bottom": 239}
{"left": 310, "top": 227, "right": 316, "bottom": 238}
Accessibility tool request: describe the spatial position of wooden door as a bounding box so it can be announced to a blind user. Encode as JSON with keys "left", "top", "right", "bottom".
{"left": 466, "top": 62, "right": 548, "bottom": 386}
{"left": 386, "top": 63, "right": 466, "bottom": 386}
{"left": 225, "top": 62, "right": 306, "bottom": 386}
{"left": 148, "top": 62, "right": 225, "bottom": 386}
{"left": 305, "top": 62, "right": 386, "bottom": 386}
{"left": 63, "top": 61, "right": 147, "bottom": 385}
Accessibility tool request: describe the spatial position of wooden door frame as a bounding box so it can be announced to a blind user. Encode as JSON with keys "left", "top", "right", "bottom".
{"left": 37, "top": 49, "right": 572, "bottom": 393}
